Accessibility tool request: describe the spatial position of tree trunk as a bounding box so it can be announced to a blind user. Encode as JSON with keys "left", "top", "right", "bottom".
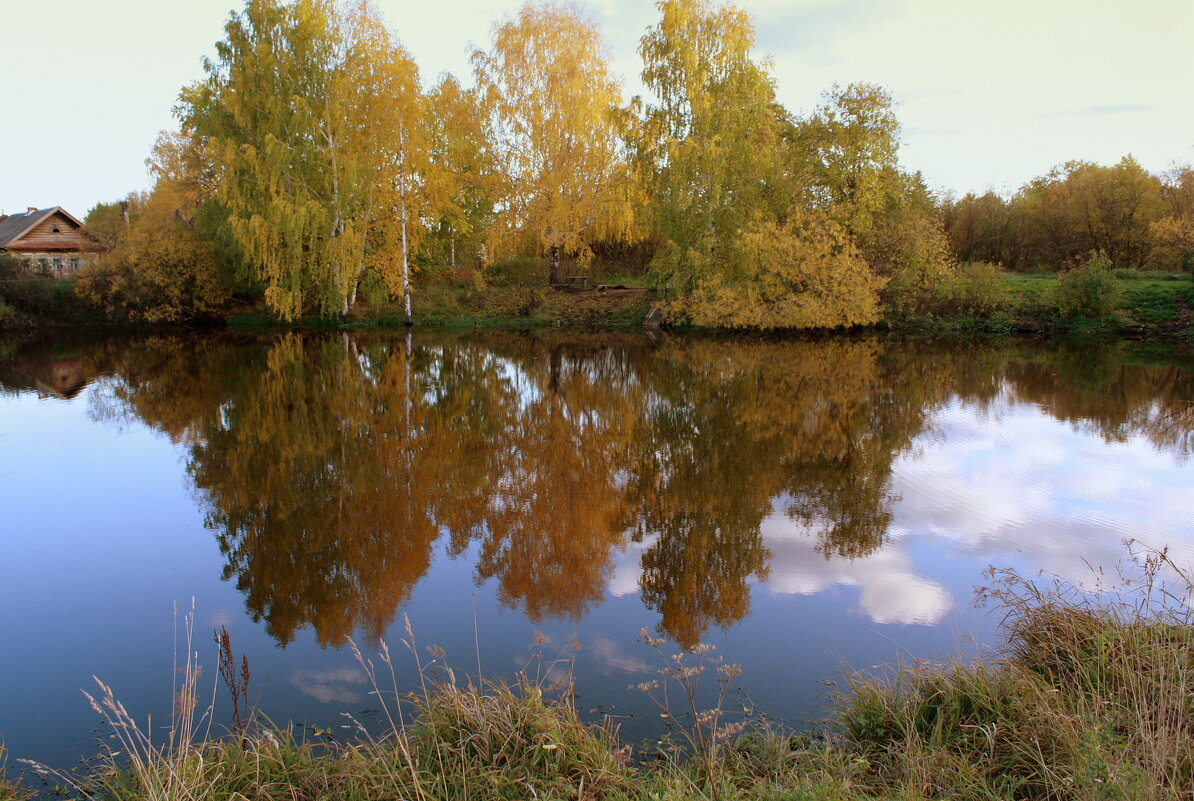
{"left": 398, "top": 114, "right": 412, "bottom": 327}
{"left": 549, "top": 346, "right": 562, "bottom": 395}
{"left": 549, "top": 243, "right": 561, "bottom": 285}
{"left": 450, "top": 232, "right": 456, "bottom": 268}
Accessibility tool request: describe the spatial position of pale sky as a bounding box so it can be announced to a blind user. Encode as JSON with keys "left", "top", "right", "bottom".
{"left": 2, "top": 0, "right": 1192, "bottom": 218}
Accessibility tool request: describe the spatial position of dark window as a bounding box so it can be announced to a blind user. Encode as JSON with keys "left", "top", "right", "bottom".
{"left": 70, "top": 256, "right": 80, "bottom": 271}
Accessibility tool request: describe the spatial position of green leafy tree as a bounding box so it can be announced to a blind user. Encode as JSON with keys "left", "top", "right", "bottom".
{"left": 419, "top": 74, "right": 497, "bottom": 270}
{"left": 638, "top": 1, "right": 883, "bottom": 328}
{"left": 637, "top": 0, "right": 778, "bottom": 285}
{"left": 793, "top": 83, "right": 955, "bottom": 310}
{"left": 793, "top": 82, "right": 901, "bottom": 243}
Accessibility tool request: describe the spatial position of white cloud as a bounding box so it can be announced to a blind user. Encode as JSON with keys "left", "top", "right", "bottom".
{"left": 289, "top": 666, "right": 367, "bottom": 705}
{"left": 606, "top": 392, "right": 1194, "bottom": 628}
{"left": 761, "top": 516, "right": 953, "bottom": 625}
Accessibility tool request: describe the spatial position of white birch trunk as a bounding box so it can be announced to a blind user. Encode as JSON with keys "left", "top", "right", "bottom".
{"left": 398, "top": 113, "right": 412, "bottom": 327}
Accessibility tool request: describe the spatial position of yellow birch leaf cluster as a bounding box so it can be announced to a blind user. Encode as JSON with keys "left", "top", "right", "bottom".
{"left": 473, "top": 1, "right": 635, "bottom": 284}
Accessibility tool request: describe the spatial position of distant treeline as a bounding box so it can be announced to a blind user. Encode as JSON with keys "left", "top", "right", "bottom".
{"left": 942, "top": 159, "right": 1194, "bottom": 273}
{"left": 66, "top": 0, "right": 1192, "bottom": 329}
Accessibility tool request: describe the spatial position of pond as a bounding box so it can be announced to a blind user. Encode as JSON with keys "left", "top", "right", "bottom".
{"left": 1, "top": 329, "right": 1192, "bottom": 776}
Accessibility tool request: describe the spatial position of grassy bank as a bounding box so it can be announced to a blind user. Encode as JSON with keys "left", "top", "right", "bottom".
{"left": 226, "top": 267, "right": 1193, "bottom": 340}
{"left": 4, "top": 257, "right": 1192, "bottom": 341}
{"left": 6, "top": 549, "right": 1191, "bottom": 801}
{"left": 886, "top": 271, "right": 1194, "bottom": 339}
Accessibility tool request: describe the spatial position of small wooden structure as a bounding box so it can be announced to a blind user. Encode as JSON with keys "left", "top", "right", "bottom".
{"left": 0, "top": 206, "right": 106, "bottom": 276}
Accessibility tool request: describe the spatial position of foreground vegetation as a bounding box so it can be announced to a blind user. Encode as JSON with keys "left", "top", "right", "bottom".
{"left": 5, "top": 547, "right": 1191, "bottom": 801}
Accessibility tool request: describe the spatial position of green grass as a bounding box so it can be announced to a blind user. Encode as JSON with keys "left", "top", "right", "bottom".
{"left": 885, "top": 272, "right": 1193, "bottom": 339}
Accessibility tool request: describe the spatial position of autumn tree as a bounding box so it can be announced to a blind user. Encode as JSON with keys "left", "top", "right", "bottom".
{"left": 340, "top": 3, "right": 434, "bottom": 324}
{"left": 637, "top": 0, "right": 777, "bottom": 282}
{"left": 637, "top": 0, "right": 883, "bottom": 328}
{"left": 1151, "top": 165, "right": 1194, "bottom": 271}
{"left": 180, "top": 0, "right": 425, "bottom": 320}
{"left": 794, "top": 82, "right": 901, "bottom": 241}
{"left": 792, "top": 83, "right": 954, "bottom": 311}
{"left": 84, "top": 192, "right": 149, "bottom": 250}
{"left": 941, "top": 191, "right": 1018, "bottom": 266}
{"left": 1010, "top": 158, "right": 1165, "bottom": 270}
{"left": 419, "top": 74, "right": 496, "bottom": 270}
{"left": 473, "top": 1, "right": 635, "bottom": 285}
{"left": 76, "top": 132, "right": 232, "bottom": 322}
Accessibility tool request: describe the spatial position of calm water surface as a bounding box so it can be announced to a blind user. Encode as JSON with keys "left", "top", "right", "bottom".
{"left": 1, "top": 330, "right": 1192, "bottom": 775}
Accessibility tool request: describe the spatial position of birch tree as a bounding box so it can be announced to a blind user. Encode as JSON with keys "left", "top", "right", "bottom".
{"left": 638, "top": 0, "right": 883, "bottom": 328}
{"left": 637, "top": 0, "right": 778, "bottom": 267}
{"left": 421, "top": 74, "right": 496, "bottom": 270}
{"left": 181, "top": 0, "right": 424, "bottom": 320}
{"left": 473, "top": 1, "right": 634, "bottom": 285}
{"left": 342, "top": 3, "right": 427, "bottom": 324}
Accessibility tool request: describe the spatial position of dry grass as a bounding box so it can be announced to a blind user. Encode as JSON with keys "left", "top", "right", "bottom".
{"left": 833, "top": 543, "right": 1194, "bottom": 800}
{"left": 4, "top": 546, "right": 1191, "bottom": 801}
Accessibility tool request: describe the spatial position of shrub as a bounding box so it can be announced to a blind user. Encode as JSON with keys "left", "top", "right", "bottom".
{"left": 673, "top": 214, "right": 885, "bottom": 330}
{"left": 1053, "top": 252, "right": 1123, "bottom": 320}
{"left": 949, "top": 261, "right": 1010, "bottom": 317}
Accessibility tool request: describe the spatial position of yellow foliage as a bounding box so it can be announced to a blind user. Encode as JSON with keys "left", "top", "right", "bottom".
{"left": 76, "top": 135, "right": 229, "bottom": 322}
{"left": 420, "top": 74, "right": 497, "bottom": 268}
{"left": 668, "top": 212, "right": 885, "bottom": 329}
{"left": 1151, "top": 215, "right": 1194, "bottom": 271}
{"left": 183, "top": 0, "right": 426, "bottom": 320}
{"left": 473, "top": 1, "right": 636, "bottom": 282}
{"left": 638, "top": 0, "right": 779, "bottom": 262}
{"left": 874, "top": 212, "right": 958, "bottom": 317}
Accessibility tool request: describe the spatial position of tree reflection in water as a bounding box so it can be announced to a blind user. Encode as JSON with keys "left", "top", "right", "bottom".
{"left": 12, "top": 331, "right": 1186, "bottom": 649}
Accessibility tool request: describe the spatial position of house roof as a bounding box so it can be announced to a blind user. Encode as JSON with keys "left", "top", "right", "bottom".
{"left": 0, "top": 207, "right": 86, "bottom": 248}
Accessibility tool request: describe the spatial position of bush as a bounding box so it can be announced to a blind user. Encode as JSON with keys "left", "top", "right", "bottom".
{"left": 1053, "top": 252, "right": 1123, "bottom": 320}
{"left": 948, "top": 261, "right": 1010, "bottom": 317}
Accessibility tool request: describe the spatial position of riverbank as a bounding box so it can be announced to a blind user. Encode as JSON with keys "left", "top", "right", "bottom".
{"left": 225, "top": 269, "right": 1194, "bottom": 340}
{"left": 2, "top": 270, "right": 1192, "bottom": 342}
{"left": 6, "top": 551, "right": 1190, "bottom": 801}
{"left": 885, "top": 272, "right": 1194, "bottom": 339}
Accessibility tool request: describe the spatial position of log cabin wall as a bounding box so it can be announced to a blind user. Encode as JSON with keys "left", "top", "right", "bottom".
{"left": 17, "top": 212, "right": 91, "bottom": 250}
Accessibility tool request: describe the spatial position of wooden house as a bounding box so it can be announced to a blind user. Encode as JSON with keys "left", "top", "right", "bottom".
{"left": 0, "top": 206, "right": 106, "bottom": 277}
